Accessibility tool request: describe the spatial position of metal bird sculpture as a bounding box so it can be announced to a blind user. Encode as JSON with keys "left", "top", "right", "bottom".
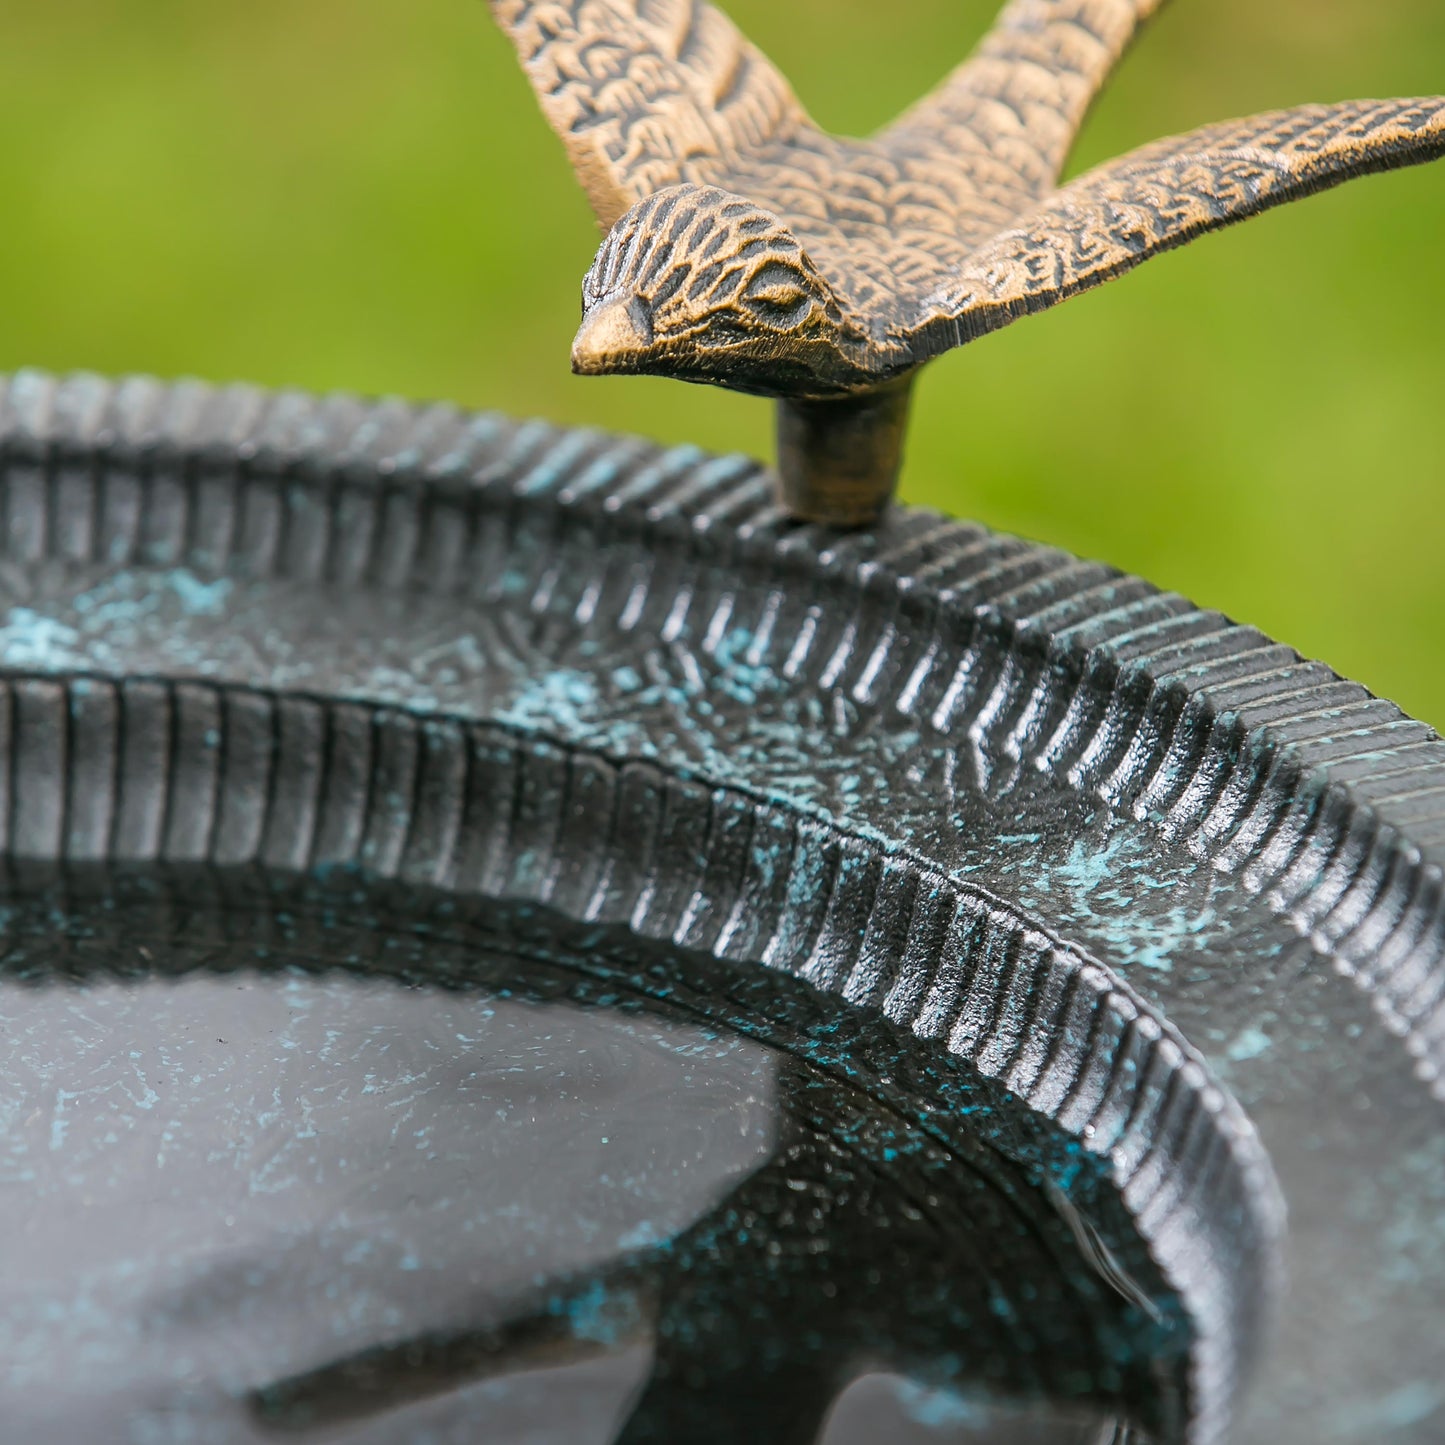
{"left": 490, "top": 0, "right": 1445, "bottom": 525}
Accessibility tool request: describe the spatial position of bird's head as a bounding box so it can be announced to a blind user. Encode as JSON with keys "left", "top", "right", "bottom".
{"left": 571, "top": 185, "right": 872, "bottom": 400}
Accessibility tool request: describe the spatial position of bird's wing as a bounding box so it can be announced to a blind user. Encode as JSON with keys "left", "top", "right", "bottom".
{"left": 910, "top": 97, "right": 1445, "bottom": 354}
{"left": 879, "top": 0, "right": 1169, "bottom": 210}
{"left": 490, "top": 0, "right": 818, "bottom": 231}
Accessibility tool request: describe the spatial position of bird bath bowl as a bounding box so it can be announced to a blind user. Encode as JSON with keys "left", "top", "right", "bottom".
{"left": 0, "top": 370, "right": 1442, "bottom": 1445}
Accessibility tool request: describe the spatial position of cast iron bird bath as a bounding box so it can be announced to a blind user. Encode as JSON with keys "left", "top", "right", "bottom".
{"left": 3, "top": 2, "right": 1444, "bottom": 1444}
{"left": 1, "top": 368, "right": 1442, "bottom": 1445}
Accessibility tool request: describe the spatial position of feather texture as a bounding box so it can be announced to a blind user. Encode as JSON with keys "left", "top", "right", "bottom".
{"left": 490, "top": 0, "right": 1445, "bottom": 518}
{"left": 917, "top": 97, "right": 1445, "bottom": 350}
{"left": 494, "top": 0, "right": 1444, "bottom": 352}
{"left": 883, "top": 0, "right": 1169, "bottom": 201}
{"left": 489, "top": 0, "right": 816, "bottom": 229}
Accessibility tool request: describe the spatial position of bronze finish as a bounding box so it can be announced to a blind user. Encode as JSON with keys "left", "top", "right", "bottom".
{"left": 491, "top": 0, "right": 1445, "bottom": 525}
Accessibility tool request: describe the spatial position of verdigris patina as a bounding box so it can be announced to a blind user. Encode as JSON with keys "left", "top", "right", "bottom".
{"left": 0, "top": 371, "right": 1441, "bottom": 1442}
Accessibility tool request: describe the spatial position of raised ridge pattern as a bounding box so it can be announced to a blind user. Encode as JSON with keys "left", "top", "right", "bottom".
{"left": 2, "top": 371, "right": 1437, "bottom": 1088}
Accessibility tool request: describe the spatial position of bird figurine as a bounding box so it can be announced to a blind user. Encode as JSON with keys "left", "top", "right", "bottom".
{"left": 490, "top": 0, "right": 1445, "bottom": 526}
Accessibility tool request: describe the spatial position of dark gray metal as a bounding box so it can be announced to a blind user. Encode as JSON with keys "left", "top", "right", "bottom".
{"left": 0, "top": 369, "right": 1441, "bottom": 1445}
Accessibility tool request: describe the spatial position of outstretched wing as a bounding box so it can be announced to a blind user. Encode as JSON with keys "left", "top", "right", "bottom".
{"left": 911, "top": 97, "right": 1445, "bottom": 354}
{"left": 490, "top": 0, "right": 818, "bottom": 231}
{"left": 880, "top": 0, "right": 1168, "bottom": 225}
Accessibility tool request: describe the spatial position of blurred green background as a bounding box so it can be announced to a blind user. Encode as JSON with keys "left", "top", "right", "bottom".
{"left": 2, "top": 1, "right": 1442, "bottom": 722}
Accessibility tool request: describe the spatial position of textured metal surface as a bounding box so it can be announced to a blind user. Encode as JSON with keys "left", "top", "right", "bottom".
{"left": 0, "top": 370, "right": 1442, "bottom": 1442}
{"left": 490, "top": 0, "right": 1445, "bottom": 519}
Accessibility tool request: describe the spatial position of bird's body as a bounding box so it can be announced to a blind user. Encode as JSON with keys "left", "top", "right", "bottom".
{"left": 491, "top": 0, "right": 1445, "bottom": 523}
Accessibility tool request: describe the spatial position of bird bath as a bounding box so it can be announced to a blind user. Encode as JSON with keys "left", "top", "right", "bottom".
{"left": 4, "top": 0, "right": 1445, "bottom": 1439}
{"left": 0, "top": 370, "right": 1441, "bottom": 1444}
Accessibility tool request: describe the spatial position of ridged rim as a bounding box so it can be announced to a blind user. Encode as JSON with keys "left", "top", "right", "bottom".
{"left": 2, "top": 368, "right": 1442, "bottom": 1442}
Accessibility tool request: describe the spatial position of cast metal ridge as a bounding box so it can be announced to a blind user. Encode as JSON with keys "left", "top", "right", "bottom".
{"left": 2, "top": 368, "right": 1440, "bottom": 1096}
{"left": 0, "top": 664, "right": 1270, "bottom": 1442}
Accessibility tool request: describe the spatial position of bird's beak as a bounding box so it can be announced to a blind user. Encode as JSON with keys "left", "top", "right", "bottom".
{"left": 571, "top": 300, "right": 650, "bottom": 375}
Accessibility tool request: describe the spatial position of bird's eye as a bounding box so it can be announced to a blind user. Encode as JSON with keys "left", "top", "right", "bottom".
{"left": 740, "top": 260, "right": 817, "bottom": 328}
{"left": 750, "top": 282, "right": 807, "bottom": 311}
{"left": 742, "top": 280, "right": 814, "bottom": 331}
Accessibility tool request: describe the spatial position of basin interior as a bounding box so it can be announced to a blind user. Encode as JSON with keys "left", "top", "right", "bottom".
{"left": 0, "top": 867, "right": 1182, "bottom": 1444}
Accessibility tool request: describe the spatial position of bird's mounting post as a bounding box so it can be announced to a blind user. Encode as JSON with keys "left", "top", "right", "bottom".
{"left": 775, "top": 382, "right": 915, "bottom": 528}
{"left": 493, "top": 0, "right": 1445, "bottom": 527}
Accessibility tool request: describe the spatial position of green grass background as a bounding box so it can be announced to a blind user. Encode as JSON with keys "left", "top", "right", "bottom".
{"left": 2, "top": 1, "right": 1442, "bottom": 723}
